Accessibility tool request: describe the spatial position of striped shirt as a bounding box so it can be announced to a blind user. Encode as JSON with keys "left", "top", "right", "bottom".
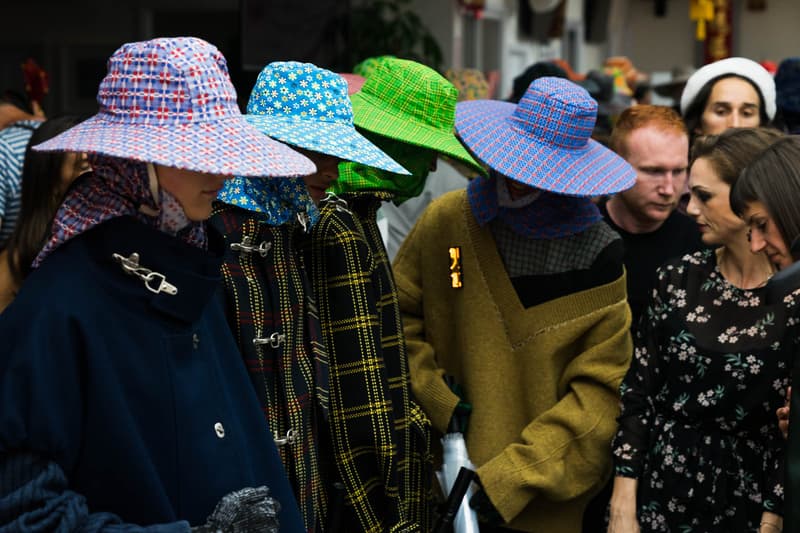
{"left": 0, "top": 120, "right": 40, "bottom": 249}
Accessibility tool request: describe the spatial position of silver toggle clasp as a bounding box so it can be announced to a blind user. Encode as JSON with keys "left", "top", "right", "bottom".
{"left": 143, "top": 272, "right": 178, "bottom": 295}
{"left": 296, "top": 211, "right": 311, "bottom": 233}
{"left": 112, "top": 252, "right": 178, "bottom": 296}
{"left": 321, "top": 192, "right": 351, "bottom": 214}
{"left": 274, "top": 428, "right": 296, "bottom": 447}
{"left": 230, "top": 236, "right": 272, "bottom": 257}
{"left": 253, "top": 331, "right": 286, "bottom": 349}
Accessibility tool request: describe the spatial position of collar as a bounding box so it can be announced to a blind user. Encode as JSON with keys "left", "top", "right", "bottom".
{"left": 467, "top": 174, "right": 602, "bottom": 239}
{"left": 85, "top": 216, "right": 224, "bottom": 324}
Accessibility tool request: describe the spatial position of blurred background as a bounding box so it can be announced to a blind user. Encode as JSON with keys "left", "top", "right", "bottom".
{"left": 2, "top": 0, "right": 797, "bottom": 114}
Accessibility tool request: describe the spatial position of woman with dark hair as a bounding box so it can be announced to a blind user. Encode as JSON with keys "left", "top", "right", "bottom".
{"left": 673, "top": 57, "right": 776, "bottom": 214}
{"left": 680, "top": 57, "right": 776, "bottom": 141}
{"left": 730, "top": 136, "right": 800, "bottom": 533}
{"left": 0, "top": 115, "right": 89, "bottom": 311}
{"left": 609, "top": 127, "right": 788, "bottom": 533}
{"left": 731, "top": 136, "right": 800, "bottom": 270}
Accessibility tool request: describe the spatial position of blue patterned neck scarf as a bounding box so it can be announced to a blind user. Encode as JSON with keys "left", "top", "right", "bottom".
{"left": 467, "top": 172, "right": 602, "bottom": 239}
{"left": 217, "top": 175, "right": 319, "bottom": 229}
{"left": 35, "top": 155, "right": 206, "bottom": 267}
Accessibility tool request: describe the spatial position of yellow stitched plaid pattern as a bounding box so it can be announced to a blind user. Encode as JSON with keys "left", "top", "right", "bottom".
{"left": 211, "top": 203, "right": 329, "bottom": 532}
{"left": 306, "top": 194, "right": 433, "bottom": 532}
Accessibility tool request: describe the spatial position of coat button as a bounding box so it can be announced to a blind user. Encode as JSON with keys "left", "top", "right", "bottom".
{"left": 214, "top": 422, "right": 225, "bottom": 438}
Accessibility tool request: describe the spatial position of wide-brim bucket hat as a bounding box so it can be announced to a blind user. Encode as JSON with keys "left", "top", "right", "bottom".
{"left": 34, "top": 37, "right": 315, "bottom": 178}
{"left": 455, "top": 76, "right": 636, "bottom": 197}
{"left": 349, "top": 57, "right": 485, "bottom": 176}
{"left": 244, "top": 61, "right": 408, "bottom": 174}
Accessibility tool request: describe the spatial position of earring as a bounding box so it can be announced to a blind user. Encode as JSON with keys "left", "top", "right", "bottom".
{"left": 746, "top": 229, "right": 751, "bottom": 242}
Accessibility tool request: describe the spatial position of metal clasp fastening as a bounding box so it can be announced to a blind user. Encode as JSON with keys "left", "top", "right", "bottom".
{"left": 253, "top": 331, "right": 286, "bottom": 349}
{"left": 230, "top": 236, "right": 272, "bottom": 257}
{"left": 274, "top": 428, "right": 296, "bottom": 447}
{"left": 296, "top": 211, "right": 311, "bottom": 233}
{"left": 112, "top": 252, "right": 178, "bottom": 295}
{"left": 321, "top": 192, "right": 351, "bottom": 214}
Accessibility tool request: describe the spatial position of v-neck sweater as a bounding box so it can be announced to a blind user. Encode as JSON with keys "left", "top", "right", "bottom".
{"left": 394, "top": 190, "right": 633, "bottom": 532}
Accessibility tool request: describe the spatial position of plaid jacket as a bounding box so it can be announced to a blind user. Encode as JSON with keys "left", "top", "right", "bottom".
{"left": 210, "top": 202, "right": 329, "bottom": 533}
{"left": 305, "top": 192, "right": 433, "bottom": 533}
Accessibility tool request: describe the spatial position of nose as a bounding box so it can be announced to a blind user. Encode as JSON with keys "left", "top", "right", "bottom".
{"left": 730, "top": 113, "right": 741, "bottom": 128}
{"left": 660, "top": 174, "right": 676, "bottom": 195}
{"left": 749, "top": 228, "right": 767, "bottom": 254}
{"left": 685, "top": 194, "right": 700, "bottom": 218}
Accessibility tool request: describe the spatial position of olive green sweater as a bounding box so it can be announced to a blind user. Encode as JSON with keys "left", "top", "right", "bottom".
{"left": 393, "top": 190, "right": 632, "bottom": 532}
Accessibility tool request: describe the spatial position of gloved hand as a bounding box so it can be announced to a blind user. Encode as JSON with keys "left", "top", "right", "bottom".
{"left": 446, "top": 379, "right": 472, "bottom": 434}
{"left": 191, "top": 486, "right": 281, "bottom": 533}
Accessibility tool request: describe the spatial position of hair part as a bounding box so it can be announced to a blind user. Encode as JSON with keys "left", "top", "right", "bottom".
{"left": 690, "top": 126, "right": 784, "bottom": 187}
{"left": 609, "top": 104, "right": 688, "bottom": 158}
{"left": 730, "top": 135, "right": 800, "bottom": 258}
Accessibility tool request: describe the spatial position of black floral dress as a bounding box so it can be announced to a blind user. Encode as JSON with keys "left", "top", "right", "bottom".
{"left": 613, "top": 250, "right": 793, "bottom": 531}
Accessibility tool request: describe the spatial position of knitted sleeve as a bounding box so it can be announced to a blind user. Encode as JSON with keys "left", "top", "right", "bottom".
{"left": 0, "top": 451, "right": 190, "bottom": 532}
{"left": 474, "top": 276, "right": 633, "bottom": 523}
{"left": 393, "top": 203, "right": 460, "bottom": 434}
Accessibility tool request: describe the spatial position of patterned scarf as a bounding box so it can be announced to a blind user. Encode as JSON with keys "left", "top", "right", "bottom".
{"left": 330, "top": 133, "right": 435, "bottom": 204}
{"left": 34, "top": 155, "right": 205, "bottom": 267}
{"left": 467, "top": 172, "right": 602, "bottom": 239}
{"left": 217, "top": 175, "right": 319, "bottom": 229}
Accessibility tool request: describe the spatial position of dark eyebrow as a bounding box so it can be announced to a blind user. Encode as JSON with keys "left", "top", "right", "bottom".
{"left": 712, "top": 101, "right": 759, "bottom": 109}
{"left": 639, "top": 165, "right": 686, "bottom": 174}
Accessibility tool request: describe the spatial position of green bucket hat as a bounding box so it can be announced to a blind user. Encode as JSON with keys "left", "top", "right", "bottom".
{"left": 349, "top": 57, "right": 485, "bottom": 176}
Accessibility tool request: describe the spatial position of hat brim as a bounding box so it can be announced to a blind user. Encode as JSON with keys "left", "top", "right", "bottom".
{"left": 350, "top": 91, "right": 486, "bottom": 176}
{"left": 33, "top": 113, "right": 316, "bottom": 178}
{"left": 245, "top": 114, "right": 410, "bottom": 175}
{"left": 455, "top": 100, "right": 636, "bottom": 196}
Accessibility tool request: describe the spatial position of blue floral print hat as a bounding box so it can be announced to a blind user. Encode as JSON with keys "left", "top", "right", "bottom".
{"left": 218, "top": 175, "right": 318, "bottom": 228}
{"left": 243, "top": 61, "right": 409, "bottom": 174}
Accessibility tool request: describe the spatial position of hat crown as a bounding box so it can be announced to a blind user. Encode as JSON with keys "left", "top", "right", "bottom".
{"left": 358, "top": 58, "right": 458, "bottom": 135}
{"left": 97, "top": 37, "right": 240, "bottom": 126}
{"left": 511, "top": 77, "right": 596, "bottom": 150}
{"left": 247, "top": 61, "right": 353, "bottom": 124}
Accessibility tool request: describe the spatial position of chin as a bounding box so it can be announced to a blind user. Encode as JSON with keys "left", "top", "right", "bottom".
{"left": 186, "top": 207, "right": 212, "bottom": 222}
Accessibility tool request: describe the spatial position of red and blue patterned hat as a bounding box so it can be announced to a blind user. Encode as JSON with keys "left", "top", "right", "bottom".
{"left": 244, "top": 61, "right": 408, "bottom": 174}
{"left": 33, "top": 37, "right": 315, "bottom": 178}
{"left": 455, "top": 76, "right": 636, "bottom": 196}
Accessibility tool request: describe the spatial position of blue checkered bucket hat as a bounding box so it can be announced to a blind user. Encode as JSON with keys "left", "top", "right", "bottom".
{"left": 244, "top": 61, "right": 409, "bottom": 174}
{"left": 33, "top": 37, "right": 315, "bottom": 178}
{"left": 455, "top": 76, "right": 636, "bottom": 196}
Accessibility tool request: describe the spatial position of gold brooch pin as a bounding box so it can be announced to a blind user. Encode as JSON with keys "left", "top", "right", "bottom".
{"left": 449, "top": 246, "right": 463, "bottom": 289}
